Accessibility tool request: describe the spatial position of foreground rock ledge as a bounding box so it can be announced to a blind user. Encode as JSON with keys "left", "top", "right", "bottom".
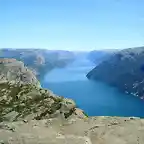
{"left": 0, "top": 116, "right": 144, "bottom": 144}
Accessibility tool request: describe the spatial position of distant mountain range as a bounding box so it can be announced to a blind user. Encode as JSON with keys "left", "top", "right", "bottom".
{"left": 87, "top": 49, "right": 118, "bottom": 64}
{"left": 0, "top": 48, "right": 75, "bottom": 81}
{"left": 0, "top": 48, "right": 118, "bottom": 81}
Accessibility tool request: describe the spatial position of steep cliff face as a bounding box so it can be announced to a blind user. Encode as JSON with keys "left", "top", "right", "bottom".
{"left": 0, "top": 48, "right": 75, "bottom": 81}
{"left": 0, "top": 58, "right": 40, "bottom": 87}
{"left": 87, "top": 47, "right": 144, "bottom": 99}
{"left": 0, "top": 58, "right": 81, "bottom": 122}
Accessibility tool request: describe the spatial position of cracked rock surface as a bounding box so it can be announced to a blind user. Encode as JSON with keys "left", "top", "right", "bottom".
{"left": 0, "top": 116, "right": 144, "bottom": 144}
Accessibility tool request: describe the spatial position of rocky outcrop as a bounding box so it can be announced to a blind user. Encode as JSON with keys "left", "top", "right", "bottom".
{"left": 0, "top": 116, "right": 144, "bottom": 144}
{"left": 87, "top": 47, "right": 144, "bottom": 99}
{"left": 0, "top": 59, "right": 80, "bottom": 122}
{"left": 0, "top": 58, "right": 40, "bottom": 87}
{"left": 0, "top": 82, "right": 77, "bottom": 122}
{"left": 0, "top": 48, "right": 75, "bottom": 81}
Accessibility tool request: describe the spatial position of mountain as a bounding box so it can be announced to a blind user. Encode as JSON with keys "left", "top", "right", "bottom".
{"left": 0, "top": 58, "right": 40, "bottom": 87}
{"left": 0, "top": 48, "right": 75, "bottom": 81}
{"left": 87, "top": 49, "right": 118, "bottom": 65}
{"left": 87, "top": 47, "right": 144, "bottom": 99}
{"left": 72, "top": 50, "right": 115, "bottom": 66}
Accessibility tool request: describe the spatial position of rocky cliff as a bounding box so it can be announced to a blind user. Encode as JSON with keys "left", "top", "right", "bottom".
{"left": 87, "top": 47, "right": 144, "bottom": 99}
{"left": 87, "top": 49, "right": 117, "bottom": 64}
{"left": 0, "top": 48, "right": 75, "bottom": 81}
{"left": 0, "top": 58, "right": 80, "bottom": 122}
{"left": 0, "top": 58, "right": 144, "bottom": 144}
{"left": 0, "top": 58, "right": 40, "bottom": 87}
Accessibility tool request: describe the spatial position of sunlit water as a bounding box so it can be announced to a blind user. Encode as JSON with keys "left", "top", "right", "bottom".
{"left": 42, "top": 57, "right": 144, "bottom": 117}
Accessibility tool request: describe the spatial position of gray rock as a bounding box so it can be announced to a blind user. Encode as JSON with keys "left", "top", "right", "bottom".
{"left": 3, "top": 111, "right": 19, "bottom": 122}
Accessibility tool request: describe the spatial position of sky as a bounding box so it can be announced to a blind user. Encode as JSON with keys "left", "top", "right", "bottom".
{"left": 0, "top": 0, "right": 144, "bottom": 51}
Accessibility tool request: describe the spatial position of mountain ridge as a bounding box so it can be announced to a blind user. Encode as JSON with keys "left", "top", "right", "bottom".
{"left": 87, "top": 47, "right": 144, "bottom": 99}
{"left": 0, "top": 48, "right": 75, "bottom": 81}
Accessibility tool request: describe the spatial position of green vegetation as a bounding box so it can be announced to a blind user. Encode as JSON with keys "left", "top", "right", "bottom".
{"left": 0, "top": 58, "right": 87, "bottom": 123}
{"left": 0, "top": 82, "right": 76, "bottom": 122}
{"left": 64, "top": 108, "right": 75, "bottom": 119}
{"left": 83, "top": 111, "right": 89, "bottom": 117}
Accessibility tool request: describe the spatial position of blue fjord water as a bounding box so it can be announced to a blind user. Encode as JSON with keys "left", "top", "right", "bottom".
{"left": 42, "top": 57, "right": 144, "bottom": 117}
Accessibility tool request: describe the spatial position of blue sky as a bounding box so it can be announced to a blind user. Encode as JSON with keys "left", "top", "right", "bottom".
{"left": 0, "top": 0, "right": 144, "bottom": 51}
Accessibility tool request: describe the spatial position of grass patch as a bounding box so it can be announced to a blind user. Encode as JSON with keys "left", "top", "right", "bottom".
{"left": 83, "top": 111, "right": 89, "bottom": 117}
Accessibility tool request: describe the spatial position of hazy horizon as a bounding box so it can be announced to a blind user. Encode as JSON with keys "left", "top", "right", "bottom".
{"left": 1, "top": 0, "right": 144, "bottom": 51}
{"left": 0, "top": 47, "right": 122, "bottom": 52}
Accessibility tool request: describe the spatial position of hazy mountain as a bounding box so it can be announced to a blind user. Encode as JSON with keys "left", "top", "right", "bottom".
{"left": 87, "top": 49, "right": 118, "bottom": 64}
{"left": 87, "top": 47, "right": 144, "bottom": 99}
{"left": 0, "top": 48, "right": 75, "bottom": 81}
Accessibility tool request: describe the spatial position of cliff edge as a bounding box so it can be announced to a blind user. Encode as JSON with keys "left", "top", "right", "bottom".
{"left": 0, "top": 58, "right": 79, "bottom": 122}
{"left": 0, "top": 58, "right": 144, "bottom": 144}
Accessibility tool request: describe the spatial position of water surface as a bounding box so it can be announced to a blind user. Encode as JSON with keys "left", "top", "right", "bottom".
{"left": 42, "top": 57, "right": 144, "bottom": 117}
